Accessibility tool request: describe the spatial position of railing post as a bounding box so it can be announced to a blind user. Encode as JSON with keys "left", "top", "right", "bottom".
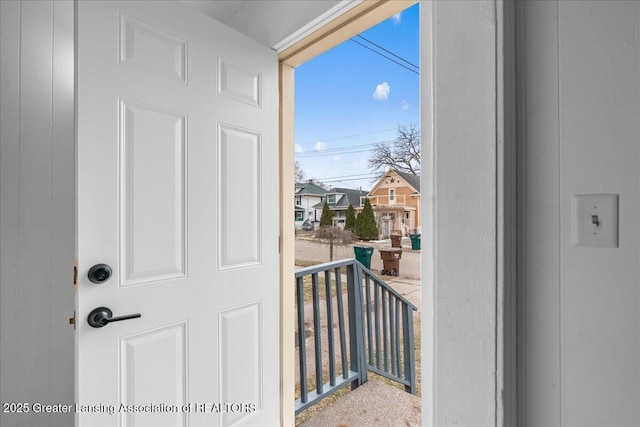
{"left": 402, "top": 304, "right": 416, "bottom": 394}
{"left": 346, "top": 261, "right": 366, "bottom": 389}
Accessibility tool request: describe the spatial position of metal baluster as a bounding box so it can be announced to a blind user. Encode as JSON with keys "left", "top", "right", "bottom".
{"left": 395, "top": 298, "right": 402, "bottom": 377}
{"left": 296, "top": 276, "right": 307, "bottom": 403}
{"left": 365, "top": 274, "right": 373, "bottom": 366}
{"left": 382, "top": 288, "right": 388, "bottom": 372}
{"left": 335, "top": 268, "right": 348, "bottom": 379}
{"left": 374, "top": 282, "right": 381, "bottom": 370}
{"left": 312, "top": 273, "right": 322, "bottom": 395}
{"left": 325, "top": 269, "right": 336, "bottom": 386}
{"left": 389, "top": 294, "right": 396, "bottom": 376}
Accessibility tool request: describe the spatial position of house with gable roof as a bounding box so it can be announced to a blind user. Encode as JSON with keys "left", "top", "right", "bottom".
{"left": 359, "top": 169, "right": 420, "bottom": 238}
{"left": 312, "top": 187, "right": 369, "bottom": 229}
{"left": 294, "top": 180, "right": 326, "bottom": 228}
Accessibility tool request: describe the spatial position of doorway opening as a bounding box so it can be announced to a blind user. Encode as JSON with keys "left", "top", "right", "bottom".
{"left": 279, "top": 2, "right": 421, "bottom": 424}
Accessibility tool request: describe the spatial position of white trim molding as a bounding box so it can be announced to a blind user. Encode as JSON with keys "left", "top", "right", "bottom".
{"left": 421, "top": 0, "right": 517, "bottom": 425}
{"left": 272, "top": 0, "right": 363, "bottom": 52}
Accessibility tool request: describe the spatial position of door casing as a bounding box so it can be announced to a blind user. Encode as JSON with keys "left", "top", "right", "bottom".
{"left": 278, "top": 0, "right": 518, "bottom": 425}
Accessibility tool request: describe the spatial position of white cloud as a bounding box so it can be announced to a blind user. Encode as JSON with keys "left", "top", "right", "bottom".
{"left": 333, "top": 155, "right": 341, "bottom": 162}
{"left": 401, "top": 100, "right": 409, "bottom": 110}
{"left": 391, "top": 12, "right": 402, "bottom": 25}
{"left": 372, "top": 82, "right": 390, "bottom": 101}
{"left": 314, "top": 141, "right": 326, "bottom": 151}
{"left": 295, "top": 144, "right": 304, "bottom": 153}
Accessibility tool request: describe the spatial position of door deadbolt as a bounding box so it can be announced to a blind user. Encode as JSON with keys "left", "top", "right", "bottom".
{"left": 88, "top": 264, "right": 112, "bottom": 284}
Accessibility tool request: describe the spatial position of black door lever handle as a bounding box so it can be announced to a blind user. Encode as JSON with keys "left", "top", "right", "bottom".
{"left": 88, "top": 307, "right": 141, "bottom": 328}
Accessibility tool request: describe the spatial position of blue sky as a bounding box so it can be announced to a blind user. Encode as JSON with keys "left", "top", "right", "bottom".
{"left": 294, "top": 3, "right": 419, "bottom": 191}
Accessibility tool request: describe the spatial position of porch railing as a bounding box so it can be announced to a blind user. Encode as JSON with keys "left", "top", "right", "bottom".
{"left": 360, "top": 194, "right": 408, "bottom": 207}
{"left": 294, "top": 259, "right": 417, "bottom": 414}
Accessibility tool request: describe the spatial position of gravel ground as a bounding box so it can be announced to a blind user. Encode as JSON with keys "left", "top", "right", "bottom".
{"left": 299, "top": 380, "right": 421, "bottom": 427}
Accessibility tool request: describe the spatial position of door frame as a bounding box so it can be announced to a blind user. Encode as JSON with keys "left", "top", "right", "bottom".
{"left": 278, "top": 0, "right": 518, "bottom": 425}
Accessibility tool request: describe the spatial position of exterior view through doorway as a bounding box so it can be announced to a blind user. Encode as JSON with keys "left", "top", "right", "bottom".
{"left": 277, "top": 1, "right": 420, "bottom": 424}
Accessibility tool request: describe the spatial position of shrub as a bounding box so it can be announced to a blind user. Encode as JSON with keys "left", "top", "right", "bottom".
{"left": 355, "top": 198, "right": 379, "bottom": 240}
{"left": 345, "top": 204, "right": 356, "bottom": 231}
{"left": 319, "top": 202, "right": 334, "bottom": 226}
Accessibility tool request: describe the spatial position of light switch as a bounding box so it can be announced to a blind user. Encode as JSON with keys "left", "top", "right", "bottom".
{"left": 573, "top": 194, "right": 619, "bottom": 247}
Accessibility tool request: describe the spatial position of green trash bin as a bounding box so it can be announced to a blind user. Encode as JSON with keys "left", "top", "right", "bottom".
{"left": 354, "top": 246, "right": 374, "bottom": 269}
{"left": 410, "top": 234, "right": 421, "bottom": 250}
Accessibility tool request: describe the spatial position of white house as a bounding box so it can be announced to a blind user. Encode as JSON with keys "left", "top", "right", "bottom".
{"left": 2, "top": 1, "right": 640, "bottom": 426}
{"left": 294, "top": 180, "right": 326, "bottom": 227}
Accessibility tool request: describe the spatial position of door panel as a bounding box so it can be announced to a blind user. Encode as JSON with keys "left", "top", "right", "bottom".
{"left": 218, "top": 124, "right": 261, "bottom": 269}
{"left": 120, "top": 100, "right": 187, "bottom": 285}
{"left": 120, "top": 322, "right": 188, "bottom": 426}
{"left": 77, "top": 2, "right": 279, "bottom": 426}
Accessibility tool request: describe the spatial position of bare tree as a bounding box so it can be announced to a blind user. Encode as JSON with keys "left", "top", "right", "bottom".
{"left": 315, "top": 226, "right": 355, "bottom": 261}
{"left": 295, "top": 161, "right": 305, "bottom": 182}
{"left": 368, "top": 124, "right": 420, "bottom": 175}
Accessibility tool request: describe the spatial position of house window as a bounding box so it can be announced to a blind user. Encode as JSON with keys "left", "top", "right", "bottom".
{"left": 295, "top": 211, "right": 304, "bottom": 221}
{"left": 389, "top": 188, "right": 395, "bottom": 202}
{"left": 295, "top": 196, "right": 302, "bottom": 205}
{"left": 327, "top": 194, "right": 335, "bottom": 204}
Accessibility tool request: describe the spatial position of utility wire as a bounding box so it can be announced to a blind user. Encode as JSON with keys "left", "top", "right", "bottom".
{"left": 296, "top": 148, "right": 374, "bottom": 158}
{"left": 350, "top": 38, "right": 419, "bottom": 75}
{"left": 298, "top": 142, "right": 376, "bottom": 153}
{"left": 296, "top": 139, "right": 395, "bottom": 157}
{"left": 295, "top": 127, "right": 398, "bottom": 148}
{"left": 356, "top": 35, "right": 419, "bottom": 70}
{"left": 321, "top": 176, "right": 379, "bottom": 183}
{"left": 315, "top": 172, "right": 377, "bottom": 180}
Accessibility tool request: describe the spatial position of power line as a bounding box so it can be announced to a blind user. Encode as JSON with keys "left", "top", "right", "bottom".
{"left": 296, "top": 148, "right": 373, "bottom": 158}
{"left": 350, "top": 38, "right": 419, "bottom": 75}
{"left": 321, "top": 176, "right": 379, "bottom": 183}
{"left": 356, "top": 35, "right": 419, "bottom": 70}
{"left": 295, "top": 127, "right": 398, "bottom": 148}
{"left": 298, "top": 142, "right": 375, "bottom": 153}
{"left": 296, "top": 139, "right": 396, "bottom": 158}
{"left": 314, "top": 172, "right": 377, "bottom": 180}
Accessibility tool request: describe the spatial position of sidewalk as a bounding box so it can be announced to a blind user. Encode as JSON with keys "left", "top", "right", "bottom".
{"left": 295, "top": 236, "right": 422, "bottom": 281}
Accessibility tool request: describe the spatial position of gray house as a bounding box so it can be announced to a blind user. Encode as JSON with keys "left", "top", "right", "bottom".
{"left": 312, "top": 187, "right": 369, "bottom": 229}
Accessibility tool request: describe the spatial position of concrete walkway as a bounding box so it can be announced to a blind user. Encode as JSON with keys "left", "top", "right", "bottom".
{"left": 299, "top": 380, "right": 421, "bottom": 427}
{"left": 295, "top": 236, "right": 422, "bottom": 281}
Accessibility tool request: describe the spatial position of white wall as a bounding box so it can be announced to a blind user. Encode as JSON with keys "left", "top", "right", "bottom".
{"left": 518, "top": 1, "right": 640, "bottom": 425}
{"left": 0, "top": 2, "right": 75, "bottom": 426}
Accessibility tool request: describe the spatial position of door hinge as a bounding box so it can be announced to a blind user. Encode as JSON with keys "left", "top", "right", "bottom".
{"left": 73, "top": 264, "right": 78, "bottom": 286}
{"left": 69, "top": 311, "right": 76, "bottom": 330}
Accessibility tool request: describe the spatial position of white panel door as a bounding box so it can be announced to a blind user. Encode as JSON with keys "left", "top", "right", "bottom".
{"left": 76, "top": 2, "right": 279, "bottom": 426}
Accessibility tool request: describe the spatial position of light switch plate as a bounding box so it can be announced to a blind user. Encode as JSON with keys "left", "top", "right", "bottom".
{"left": 573, "top": 194, "right": 619, "bottom": 247}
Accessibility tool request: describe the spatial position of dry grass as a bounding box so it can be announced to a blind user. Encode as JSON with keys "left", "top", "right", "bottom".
{"left": 295, "top": 260, "right": 349, "bottom": 305}
{"left": 295, "top": 259, "right": 319, "bottom": 268}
